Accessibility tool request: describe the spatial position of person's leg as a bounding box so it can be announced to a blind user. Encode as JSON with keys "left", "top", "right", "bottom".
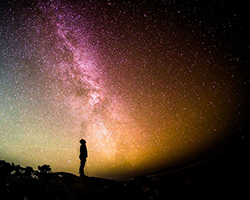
{"left": 79, "top": 160, "right": 83, "bottom": 176}
{"left": 79, "top": 159, "right": 86, "bottom": 177}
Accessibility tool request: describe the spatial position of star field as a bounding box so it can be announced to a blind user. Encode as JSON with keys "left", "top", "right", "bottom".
{"left": 0, "top": 0, "right": 249, "bottom": 178}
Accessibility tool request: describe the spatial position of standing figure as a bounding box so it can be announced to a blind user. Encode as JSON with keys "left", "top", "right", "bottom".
{"left": 79, "top": 139, "right": 88, "bottom": 177}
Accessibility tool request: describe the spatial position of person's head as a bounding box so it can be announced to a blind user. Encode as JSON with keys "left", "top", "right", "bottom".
{"left": 80, "top": 139, "right": 86, "bottom": 144}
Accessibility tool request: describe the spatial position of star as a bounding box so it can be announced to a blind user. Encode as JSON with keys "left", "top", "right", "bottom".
{"left": 0, "top": 0, "right": 249, "bottom": 179}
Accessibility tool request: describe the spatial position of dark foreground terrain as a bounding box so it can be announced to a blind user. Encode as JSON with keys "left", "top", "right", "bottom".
{"left": 0, "top": 161, "right": 132, "bottom": 200}
{"left": 1, "top": 135, "right": 249, "bottom": 200}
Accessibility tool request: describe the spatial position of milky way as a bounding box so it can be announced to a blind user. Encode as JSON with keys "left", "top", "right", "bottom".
{"left": 0, "top": 0, "right": 249, "bottom": 178}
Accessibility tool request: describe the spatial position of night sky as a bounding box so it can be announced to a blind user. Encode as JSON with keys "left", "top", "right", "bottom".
{"left": 0, "top": 0, "right": 249, "bottom": 179}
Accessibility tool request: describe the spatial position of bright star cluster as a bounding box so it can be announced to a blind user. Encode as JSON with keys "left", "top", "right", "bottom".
{"left": 0, "top": 0, "right": 249, "bottom": 179}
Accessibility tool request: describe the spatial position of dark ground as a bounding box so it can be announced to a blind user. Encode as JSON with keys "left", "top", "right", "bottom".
{"left": 0, "top": 133, "right": 249, "bottom": 200}
{"left": 121, "top": 132, "right": 249, "bottom": 199}
{"left": 0, "top": 163, "right": 131, "bottom": 200}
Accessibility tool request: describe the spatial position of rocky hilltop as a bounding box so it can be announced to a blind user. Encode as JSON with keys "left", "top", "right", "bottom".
{"left": 0, "top": 160, "right": 132, "bottom": 200}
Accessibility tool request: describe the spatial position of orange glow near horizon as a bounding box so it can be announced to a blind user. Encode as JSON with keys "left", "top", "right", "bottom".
{"left": 0, "top": 0, "right": 248, "bottom": 179}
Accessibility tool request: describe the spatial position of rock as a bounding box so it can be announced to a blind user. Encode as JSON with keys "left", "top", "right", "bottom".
{"left": 31, "top": 172, "right": 39, "bottom": 179}
{"left": 19, "top": 168, "right": 26, "bottom": 174}
{"left": 10, "top": 170, "right": 16, "bottom": 175}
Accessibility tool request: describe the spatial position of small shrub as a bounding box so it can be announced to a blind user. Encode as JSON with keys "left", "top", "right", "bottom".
{"left": 38, "top": 165, "right": 52, "bottom": 173}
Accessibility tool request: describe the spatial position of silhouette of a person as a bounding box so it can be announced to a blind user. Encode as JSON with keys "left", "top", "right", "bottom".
{"left": 79, "top": 139, "right": 88, "bottom": 177}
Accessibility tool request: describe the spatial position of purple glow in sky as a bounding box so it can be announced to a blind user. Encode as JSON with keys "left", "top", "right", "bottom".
{"left": 0, "top": 0, "right": 249, "bottom": 178}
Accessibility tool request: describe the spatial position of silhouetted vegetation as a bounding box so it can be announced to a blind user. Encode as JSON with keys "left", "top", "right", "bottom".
{"left": 38, "top": 165, "right": 52, "bottom": 174}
